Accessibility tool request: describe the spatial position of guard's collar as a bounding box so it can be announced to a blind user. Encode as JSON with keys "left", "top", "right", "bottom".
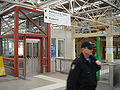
{"left": 79, "top": 53, "right": 93, "bottom": 63}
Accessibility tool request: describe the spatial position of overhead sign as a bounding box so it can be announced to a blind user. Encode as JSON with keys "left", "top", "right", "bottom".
{"left": 0, "top": 56, "right": 6, "bottom": 76}
{"left": 44, "top": 8, "right": 71, "bottom": 26}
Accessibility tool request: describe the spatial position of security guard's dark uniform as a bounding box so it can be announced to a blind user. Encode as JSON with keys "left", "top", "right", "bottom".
{"left": 66, "top": 53, "right": 101, "bottom": 90}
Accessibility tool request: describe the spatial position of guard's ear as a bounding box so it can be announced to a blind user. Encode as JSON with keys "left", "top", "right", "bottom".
{"left": 81, "top": 47, "right": 86, "bottom": 51}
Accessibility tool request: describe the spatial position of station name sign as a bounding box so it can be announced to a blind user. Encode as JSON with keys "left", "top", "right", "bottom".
{"left": 44, "top": 8, "right": 71, "bottom": 26}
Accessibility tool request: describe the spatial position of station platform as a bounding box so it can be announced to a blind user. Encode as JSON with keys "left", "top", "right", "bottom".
{"left": 0, "top": 72, "right": 120, "bottom": 90}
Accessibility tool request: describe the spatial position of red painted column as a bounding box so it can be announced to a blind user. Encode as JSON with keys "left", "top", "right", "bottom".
{"left": 23, "top": 36, "right": 26, "bottom": 60}
{"left": 14, "top": 7, "right": 19, "bottom": 77}
{"left": 40, "top": 38, "right": 44, "bottom": 73}
{"left": 47, "top": 24, "right": 50, "bottom": 72}
{"left": 23, "top": 36, "right": 26, "bottom": 78}
{"left": 0, "top": 18, "right": 2, "bottom": 56}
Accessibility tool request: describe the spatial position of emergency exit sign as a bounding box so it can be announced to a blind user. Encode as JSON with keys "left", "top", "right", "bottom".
{"left": 44, "top": 8, "right": 71, "bottom": 26}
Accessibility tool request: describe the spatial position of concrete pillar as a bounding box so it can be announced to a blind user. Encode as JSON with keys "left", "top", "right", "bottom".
{"left": 105, "top": 10, "right": 114, "bottom": 62}
{"left": 106, "top": 36, "right": 113, "bottom": 62}
{"left": 71, "top": 27, "right": 76, "bottom": 59}
{"left": 71, "top": 38, "right": 75, "bottom": 59}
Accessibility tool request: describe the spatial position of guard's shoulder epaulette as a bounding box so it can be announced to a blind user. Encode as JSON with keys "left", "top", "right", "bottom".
{"left": 73, "top": 56, "right": 81, "bottom": 63}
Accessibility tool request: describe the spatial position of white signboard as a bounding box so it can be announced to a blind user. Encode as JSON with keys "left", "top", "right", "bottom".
{"left": 44, "top": 8, "right": 71, "bottom": 26}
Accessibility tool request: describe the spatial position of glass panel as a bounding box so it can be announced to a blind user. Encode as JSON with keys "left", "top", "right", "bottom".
{"left": 58, "top": 40, "right": 64, "bottom": 57}
{"left": 18, "top": 40, "right": 23, "bottom": 57}
{"left": 2, "top": 38, "right": 14, "bottom": 58}
{"left": 51, "top": 38, "right": 56, "bottom": 57}
{"left": 1, "top": 11, "right": 14, "bottom": 35}
{"left": 26, "top": 39, "right": 39, "bottom": 57}
{"left": 51, "top": 38, "right": 56, "bottom": 45}
{"left": 4, "top": 60, "right": 14, "bottom": 68}
{"left": 19, "top": 8, "right": 46, "bottom": 34}
{"left": 5, "top": 68, "right": 14, "bottom": 76}
{"left": 33, "top": 43, "right": 38, "bottom": 57}
{"left": 27, "top": 43, "right": 32, "bottom": 57}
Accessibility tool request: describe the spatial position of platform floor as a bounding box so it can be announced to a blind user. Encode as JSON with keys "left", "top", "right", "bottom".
{"left": 0, "top": 72, "right": 120, "bottom": 90}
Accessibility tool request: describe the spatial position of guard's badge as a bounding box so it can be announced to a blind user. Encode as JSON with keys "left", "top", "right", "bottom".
{"left": 71, "top": 64, "right": 75, "bottom": 70}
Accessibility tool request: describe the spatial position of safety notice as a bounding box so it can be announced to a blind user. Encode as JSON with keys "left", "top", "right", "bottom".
{"left": 0, "top": 56, "right": 6, "bottom": 76}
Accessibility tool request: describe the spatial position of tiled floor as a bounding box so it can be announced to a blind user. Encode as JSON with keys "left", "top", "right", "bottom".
{"left": 0, "top": 72, "right": 120, "bottom": 90}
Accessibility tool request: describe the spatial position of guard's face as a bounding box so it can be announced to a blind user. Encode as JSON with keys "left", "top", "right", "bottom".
{"left": 83, "top": 47, "right": 93, "bottom": 55}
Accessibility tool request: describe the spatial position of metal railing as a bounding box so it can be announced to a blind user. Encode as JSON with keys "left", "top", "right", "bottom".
{"left": 55, "top": 58, "right": 120, "bottom": 87}
{"left": 55, "top": 58, "right": 72, "bottom": 73}
{"left": 100, "top": 63, "right": 109, "bottom": 83}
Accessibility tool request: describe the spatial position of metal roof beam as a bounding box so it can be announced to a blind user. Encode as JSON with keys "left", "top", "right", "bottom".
{"left": 75, "top": 6, "right": 112, "bottom": 15}
{"left": 72, "top": 15, "right": 109, "bottom": 26}
{"left": 0, "top": 0, "right": 36, "bottom": 8}
{"left": 101, "top": 0, "right": 120, "bottom": 11}
{"left": 0, "top": 0, "right": 60, "bottom": 9}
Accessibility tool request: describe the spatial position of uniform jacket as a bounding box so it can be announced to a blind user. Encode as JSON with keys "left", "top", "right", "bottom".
{"left": 66, "top": 53, "right": 101, "bottom": 90}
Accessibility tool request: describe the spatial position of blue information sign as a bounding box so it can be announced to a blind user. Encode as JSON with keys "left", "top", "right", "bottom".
{"left": 51, "top": 44, "right": 56, "bottom": 57}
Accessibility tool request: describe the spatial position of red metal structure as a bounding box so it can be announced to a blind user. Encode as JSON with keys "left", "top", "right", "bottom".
{"left": 0, "top": 5, "right": 50, "bottom": 78}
